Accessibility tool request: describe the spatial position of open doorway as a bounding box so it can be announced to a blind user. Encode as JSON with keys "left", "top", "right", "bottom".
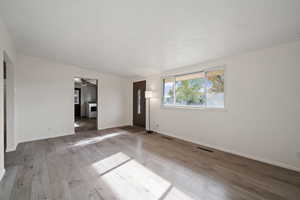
{"left": 3, "top": 60, "right": 7, "bottom": 153}
{"left": 74, "top": 77, "right": 98, "bottom": 132}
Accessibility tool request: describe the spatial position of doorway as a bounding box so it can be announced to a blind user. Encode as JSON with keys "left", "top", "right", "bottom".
{"left": 3, "top": 61, "right": 7, "bottom": 152}
{"left": 74, "top": 88, "right": 81, "bottom": 117}
{"left": 74, "top": 77, "right": 98, "bottom": 132}
{"left": 133, "top": 80, "right": 146, "bottom": 127}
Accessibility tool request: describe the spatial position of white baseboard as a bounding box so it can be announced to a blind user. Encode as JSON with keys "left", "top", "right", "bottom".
{"left": 155, "top": 129, "right": 300, "bottom": 173}
{"left": 18, "top": 125, "right": 131, "bottom": 143}
{"left": 18, "top": 131, "right": 75, "bottom": 144}
{"left": 6, "top": 144, "right": 18, "bottom": 152}
{"left": 98, "top": 124, "right": 131, "bottom": 130}
{"left": 0, "top": 169, "right": 5, "bottom": 182}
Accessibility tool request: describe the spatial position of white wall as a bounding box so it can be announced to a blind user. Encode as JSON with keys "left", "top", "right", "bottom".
{"left": 0, "top": 17, "right": 16, "bottom": 180}
{"left": 139, "top": 41, "right": 300, "bottom": 172}
{"left": 16, "top": 55, "right": 131, "bottom": 143}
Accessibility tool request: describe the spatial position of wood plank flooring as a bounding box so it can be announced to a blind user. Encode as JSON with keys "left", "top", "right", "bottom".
{"left": 75, "top": 118, "right": 97, "bottom": 132}
{"left": 1, "top": 126, "right": 300, "bottom": 200}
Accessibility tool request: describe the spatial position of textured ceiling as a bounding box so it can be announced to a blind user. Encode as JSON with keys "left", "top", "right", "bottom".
{"left": 1, "top": 0, "right": 300, "bottom": 77}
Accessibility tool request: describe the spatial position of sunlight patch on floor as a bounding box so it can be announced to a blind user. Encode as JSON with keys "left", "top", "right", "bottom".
{"left": 164, "top": 187, "right": 194, "bottom": 200}
{"left": 72, "top": 132, "right": 123, "bottom": 147}
{"left": 101, "top": 160, "right": 170, "bottom": 199}
{"left": 92, "top": 152, "right": 130, "bottom": 175}
{"left": 91, "top": 152, "right": 194, "bottom": 200}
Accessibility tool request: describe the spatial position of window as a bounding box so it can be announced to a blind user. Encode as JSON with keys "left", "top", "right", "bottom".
{"left": 74, "top": 89, "right": 80, "bottom": 105}
{"left": 162, "top": 77, "right": 175, "bottom": 105}
{"left": 137, "top": 89, "right": 141, "bottom": 114}
{"left": 162, "top": 67, "right": 225, "bottom": 108}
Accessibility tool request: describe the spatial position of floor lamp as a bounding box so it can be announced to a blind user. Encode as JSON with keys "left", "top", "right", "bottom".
{"left": 145, "top": 91, "right": 153, "bottom": 133}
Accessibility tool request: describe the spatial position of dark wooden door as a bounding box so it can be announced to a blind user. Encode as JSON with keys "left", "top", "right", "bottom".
{"left": 133, "top": 81, "right": 146, "bottom": 127}
{"left": 74, "top": 88, "right": 81, "bottom": 117}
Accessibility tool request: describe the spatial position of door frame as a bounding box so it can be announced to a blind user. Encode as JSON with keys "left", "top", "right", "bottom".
{"left": 3, "top": 60, "right": 7, "bottom": 153}
{"left": 73, "top": 77, "right": 99, "bottom": 131}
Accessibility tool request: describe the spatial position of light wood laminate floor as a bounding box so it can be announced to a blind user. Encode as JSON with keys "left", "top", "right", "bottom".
{"left": 1, "top": 126, "right": 300, "bottom": 200}
{"left": 75, "top": 117, "right": 97, "bottom": 132}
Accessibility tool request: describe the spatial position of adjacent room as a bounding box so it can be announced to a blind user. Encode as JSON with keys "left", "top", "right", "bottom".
{"left": 0, "top": 0, "right": 300, "bottom": 200}
{"left": 74, "top": 77, "right": 98, "bottom": 132}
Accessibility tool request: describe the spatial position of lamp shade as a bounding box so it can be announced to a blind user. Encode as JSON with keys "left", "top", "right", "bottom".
{"left": 145, "top": 91, "right": 153, "bottom": 99}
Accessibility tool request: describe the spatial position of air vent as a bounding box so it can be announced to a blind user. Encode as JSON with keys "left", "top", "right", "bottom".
{"left": 197, "top": 146, "right": 214, "bottom": 153}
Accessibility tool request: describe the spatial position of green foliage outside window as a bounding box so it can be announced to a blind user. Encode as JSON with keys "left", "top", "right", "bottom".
{"left": 163, "top": 68, "right": 224, "bottom": 108}
{"left": 175, "top": 78, "right": 206, "bottom": 105}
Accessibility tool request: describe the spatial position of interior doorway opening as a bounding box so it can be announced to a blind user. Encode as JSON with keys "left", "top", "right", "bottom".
{"left": 3, "top": 60, "right": 7, "bottom": 152}
{"left": 74, "top": 77, "right": 98, "bottom": 132}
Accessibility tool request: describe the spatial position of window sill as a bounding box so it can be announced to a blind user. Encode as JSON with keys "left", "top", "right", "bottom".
{"left": 160, "top": 105, "right": 227, "bottom": 112}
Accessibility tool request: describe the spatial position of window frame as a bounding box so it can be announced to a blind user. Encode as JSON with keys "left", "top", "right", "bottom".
{"left": 161, "top": 66, "right": 226, "bottom": 110}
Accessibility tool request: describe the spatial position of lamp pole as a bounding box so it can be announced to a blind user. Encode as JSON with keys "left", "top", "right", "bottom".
{"left": 147, "top": 97, "right": 153, "bottom": 133}
{"left": 145, "top": 91, "right": 153, "bottom": 133}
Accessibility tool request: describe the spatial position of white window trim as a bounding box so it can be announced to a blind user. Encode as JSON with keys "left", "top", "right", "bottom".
{"left": 160, "top": 65, "right": 227, "bottom": 110}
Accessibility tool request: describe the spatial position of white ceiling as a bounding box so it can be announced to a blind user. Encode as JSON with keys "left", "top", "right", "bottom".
{"left": 1, "top": 0, "right": 300, "bottom": 77}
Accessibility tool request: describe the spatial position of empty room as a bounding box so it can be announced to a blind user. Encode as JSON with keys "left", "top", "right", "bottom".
{"left": 0, "top": 0, "right": 300, "bottom": 199}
